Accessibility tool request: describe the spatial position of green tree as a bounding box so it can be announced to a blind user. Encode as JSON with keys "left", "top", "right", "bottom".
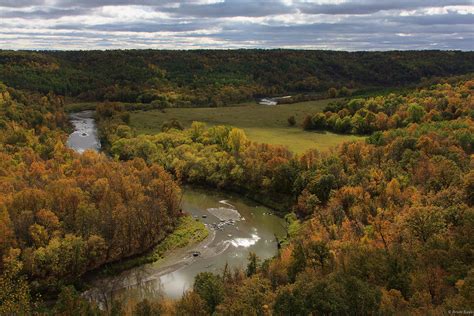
{"left": 307, "top": 240, "right": 331, "bottom": 270}
{"left": 407, "top": 103, "right": 426, "bottom": 123}
{"left": 404, "top": 206, "right": 446, "bottom": 243}
{"left": 311, "top": 113, "right": 327, "bottom": 130}
{"left": 463, "top": 171, "right": 474, "bottom": 206}
{"left": 308, "top": 173, "right": 336, "bottom": 204}
{"left": 273, "top": 285, "right": 306, "bottom": 316}
{"left": 227, "top": 128, "right": 248, "bottom": 156}
{"left": 246, "top": 252, "right": 260, "bottom": 277}
{"left": 53, "top": 286, "right": 101, "bottom": 316}
{"left": 193, "top": 272, "right": 224, "bottom": 313}
{"left": 339, "top": 86, "right": 351, "bottom": 97}
{"left": 328, "top": 87, "right": 338, "bottom": 98}
{"left": 335, "top": 116, "right": 352, "bottom": 133}
{"left": 289, "top": 241, "right": 306, "bottom": 282}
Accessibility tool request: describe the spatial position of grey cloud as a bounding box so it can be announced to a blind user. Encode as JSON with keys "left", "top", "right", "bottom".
{"left": 0, "top": 0, "right": 472, "bottom": 50}
{"left": 297, "top": 0, "right": 472, "bottom": 15}
{"left": 161, "top": 0, "right": 292, "bottom": 18}
{"left": 0, "top": 7, "right": 89, "bottom": 19}
{"left": 0, "top": 0, "right": 45, "bottom": 7}
{"left": 51, "top": 21, "right": 210, "bottom": 33}
{"left": 388, "top": 12, "right": 474, "bottom": 25}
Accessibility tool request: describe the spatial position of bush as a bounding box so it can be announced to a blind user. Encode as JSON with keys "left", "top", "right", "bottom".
{"left": 287, "top": 116, "right": 296, "bottom": 126}
{"left": 162, "top": 118, "right": 184, "bottom": 131}
{"left": 328, "top": 87, "right": 339, "bottom": 98}
{"left": 311, "top": 113, "right": 327, "bottom": 130}
{"left": 339, "top": 86, "right": 352, "bottom": 97}
{"left": 302, "top": 115, "right": 313, "bottom": 130}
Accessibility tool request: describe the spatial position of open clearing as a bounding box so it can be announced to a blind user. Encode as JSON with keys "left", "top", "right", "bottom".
{"left": 129, "top": 99, "right": 364, "bottom": 153}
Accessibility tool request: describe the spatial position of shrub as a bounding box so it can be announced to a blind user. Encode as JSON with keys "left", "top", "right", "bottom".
{"left": 287, "top": 116, "right": 296, "bottom": 126}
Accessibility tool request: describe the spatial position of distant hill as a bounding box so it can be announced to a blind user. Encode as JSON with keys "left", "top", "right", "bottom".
{"left": 0, "top": 50, "right": 473, "bottom": 106}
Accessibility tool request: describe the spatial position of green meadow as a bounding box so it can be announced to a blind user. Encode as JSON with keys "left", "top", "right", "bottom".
{"left": 129, "top": 99, "right": 364, "bottom": 153}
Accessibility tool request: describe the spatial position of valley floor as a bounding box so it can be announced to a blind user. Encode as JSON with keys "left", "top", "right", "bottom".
{"left": 129, "top": 99, "right": 364, "bottom": 153}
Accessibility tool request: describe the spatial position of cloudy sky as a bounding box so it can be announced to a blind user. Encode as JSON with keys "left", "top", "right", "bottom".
{"left": 0, "top": 0, "right": 473, "bottom": 50}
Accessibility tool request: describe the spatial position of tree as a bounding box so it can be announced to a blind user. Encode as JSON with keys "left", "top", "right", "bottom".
{"left": 53, "top": 286, "right": 101, "bottom": 315}
{"left": 175, "top": 291, "right": 208, "bottom": 316}
{"left": 292, "top": 273, "right": 349, "bottom": 315}
{"left": 162, "top": 118, "right": 183, "bottom": 132}
{"left": 289, "top": 241, "right": 306, "bottom": 282}
{"left": 404, "top": 206, "right": 446, "bottom": 243}
{"left": 463, "top": 171, "right": 474, "bottom": 206}
{"left": 328, "top": 87, "right": 338, "bottom": 98}
{"left": 336, "top": 273, "right": 381, "bottom": 315}
{"left": 190, "top": 121, "right": 207, "bottom": 141}
{"left": 133, "top": 298, "right": 164, "bottom": 316}
{"left": 0, "top": 249, "right": 31, "bottom": 315}
{"left": 0, "top": 205, "right": 15, "bottom": 259}
{"left": 407, "top": 103, "right": 426, "bottom": 123}
{"left": 246, "top": 252, "right": 260, "bottom": 277}
{"left": 351, "top": 113, "right": 367, "bottom": 134}
{"left": 287, "top": 115, "right": 296, "bottom": 126}
{"left": 347, "top": 98, "right": 365, "bottom": 113}
{"left": 227, "top": 128, "right": 248, "bottom": 156}
{"left": 308, "top": 173, "right": 336, "bottom": 205}
{"left": 334, "top": 116, "right": 352, "bottom": 133}
{"left": 273, "top": 285, "right": 306, "bottom": 316}
{"left": 215, "top": 276, "right": 272, "bottom": 316}
{"left": 307, "top": 240, "right": 330, "bottom": 271}
{"left": 311, "top": 113, "right": 327, "bottom": 130}
{"left": 302, "top": 115, "right": 313, "bottom": 130}
{"left": 29, "top": 223, "right": 49, "bottom": 248}
{"left": 339, "top": 86, "right": 351, "bottom": 97}
{"left": 193, "top": 272, "right": 223, "bottom": 313}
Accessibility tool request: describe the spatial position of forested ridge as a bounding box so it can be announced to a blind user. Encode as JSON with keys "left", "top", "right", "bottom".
{"left": 1, "top": 50, "right": 473, "bottom": 107}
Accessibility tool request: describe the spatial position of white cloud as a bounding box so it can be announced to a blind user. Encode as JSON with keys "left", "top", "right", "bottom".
{"left": 0, "top": 0, "right": 472, "bottom": 50}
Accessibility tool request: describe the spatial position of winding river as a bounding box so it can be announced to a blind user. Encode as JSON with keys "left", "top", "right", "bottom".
{"left": 67, "top": 111, "right": 286, "bottom": 303}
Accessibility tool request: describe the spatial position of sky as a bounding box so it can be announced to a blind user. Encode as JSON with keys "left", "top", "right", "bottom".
{"left": 0, "top": 0, "right": 473, "bottom": 50}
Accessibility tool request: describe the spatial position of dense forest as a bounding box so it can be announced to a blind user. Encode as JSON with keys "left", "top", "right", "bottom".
{"left": 1, "top": 50, "right": 473, "bottom": 107}
{"left": 302, "top": 75, "right": 474, "bottom": 134}
{"left": 0, "top": 50, "right": 473, "bottom": 315}
{"left": 90, "top": 79, "right": 473, "bottom": 314}
{"left": 0, "top": 83, "right": 182, "bottom": 314}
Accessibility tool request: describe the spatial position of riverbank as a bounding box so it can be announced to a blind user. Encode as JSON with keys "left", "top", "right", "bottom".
{"left": 83, "top": 187, "right": 286, "bottom": 300}
{"left": 90, "top": 215, "right": 208, "bottom": 278}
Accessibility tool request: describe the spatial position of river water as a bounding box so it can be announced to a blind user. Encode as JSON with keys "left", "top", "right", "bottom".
{"left": 67, "top": 111, "right": 101, "bottom": 153}
{"left": 67, "top": 111, "right": 286, "bottom": 303}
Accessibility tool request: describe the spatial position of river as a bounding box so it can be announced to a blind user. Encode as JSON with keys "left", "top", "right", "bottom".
{"left": 67, "top": 111, "right": 101, "bottom": 153}
{"left": 67, "top": 111, "right": 286, "bottom": 303}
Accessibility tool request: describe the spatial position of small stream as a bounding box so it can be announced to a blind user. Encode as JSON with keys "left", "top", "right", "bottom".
{"left": 67, "top": 111, "right": 286, "bottom": 303}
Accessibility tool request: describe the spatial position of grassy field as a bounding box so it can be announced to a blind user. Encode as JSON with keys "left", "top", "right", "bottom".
{"left": 130, "top": 99, "right": 364, "bottom": 153}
